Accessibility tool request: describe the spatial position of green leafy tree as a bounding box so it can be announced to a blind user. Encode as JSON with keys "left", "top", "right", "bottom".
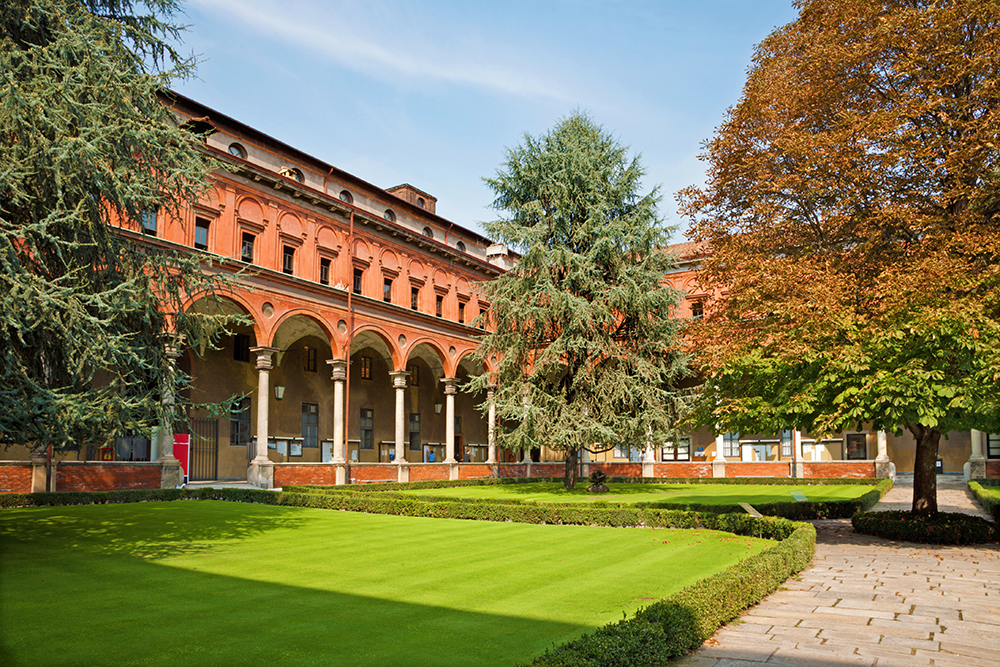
{"left": 1, "top": 0, "right": 233, "bottom": 456}
{"left": 679, "top": 0, "right": 1000, "bottom": 515}
{"left": 471, "top": 112, "right": 688, "bottom": 489}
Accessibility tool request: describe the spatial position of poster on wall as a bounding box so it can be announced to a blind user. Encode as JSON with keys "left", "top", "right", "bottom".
{"left": 290, "top": 442, "right": 303, "bottom": 457}
{"left": 173, "top": 434, "right": 190, "bottom": 484}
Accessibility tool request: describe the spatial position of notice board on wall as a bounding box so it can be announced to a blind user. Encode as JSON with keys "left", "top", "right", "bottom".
{"left": 173, "top": 434, "right": 190, "bottom": 484}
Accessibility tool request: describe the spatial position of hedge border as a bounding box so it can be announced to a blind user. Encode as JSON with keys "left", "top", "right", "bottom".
{"left": 968, "top": 481, "right": 1000, "bottom": 524}
{"left": 851, "top": 509, "right": 998, "bottom": 545}
{"left": 2, "top": 486, "right": 816, "bottom": 667}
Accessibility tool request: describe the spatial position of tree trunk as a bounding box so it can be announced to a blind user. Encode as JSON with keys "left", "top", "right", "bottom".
{"left": 564, "top": 449, "right": 578, "bottom": 489}
{"left": 908, "top": 424, "right": 940, "bottom": 516}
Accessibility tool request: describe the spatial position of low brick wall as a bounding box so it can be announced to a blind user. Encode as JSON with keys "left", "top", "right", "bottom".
{"left": 347, "top": 464, "right": 397, "bottom": 484}
{"left": 986, "top": 460, "right": 1000, "bottom": 478}
{"left": 726, "top": 462, "right": 791, "bottom": 478}
{"left": 530, "top": 462, "right": 565, "bottom": 477}
{"left": 274, "top": 464, "right": 338, "bottom": 487}
{"left": 408, "top": 464, "right": 451, "bottom": 481}
{"left": 591, "top": 463, "right": 642, "bottom": 477}
{"left": 802, "top": 461, "right": 875, "bottom": 478}
{"left": 652, "top": 462, "right": 713, "bottom": 478}
{"left": 0, "top": 462, "right": 33, "bottom": 493}
{"left": 498, "top": 464, "right": 528, "bottom": 478}
{"left": 458, "top": 464, "right": 493, "bottom": 479}
{"left": 56, "top": 462, "right": 162, "bottom": 492}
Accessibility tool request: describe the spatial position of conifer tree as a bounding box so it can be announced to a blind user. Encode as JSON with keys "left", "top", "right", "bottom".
{"left": 1, "top": 1, "right": 232, "bottom": 454}
{"left": 471, "top": 113, "right": 688, "bottom": 489}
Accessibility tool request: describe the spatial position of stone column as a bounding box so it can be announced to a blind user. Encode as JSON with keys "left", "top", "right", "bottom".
{"left": 967, "top": 429, "right": 987, "bottom": 480}
{"left": 158, "top": 340, "right": 183, "bottom": 488}
{"left": 642, "top": 431, "right": 656, "bottom": 478}
{"left": 486, "top": 385, "right": 497, "bottom": 464}
{"left": 248, "top": 346, "right": 278, "bottom": 489}
{"left": 712, "top": 432, "right": 726, "bottom": 478}
{"left": 327, "top": 359, "right": 347, "bottom": 485}
{"left": 390, "top": 370, "right": 409, "bottom": 468}
{"left": 443, "top": 377, "right": 459, "bottom": 479}
{"left": 791, "top": 429, "right": 805, "bottom": 478}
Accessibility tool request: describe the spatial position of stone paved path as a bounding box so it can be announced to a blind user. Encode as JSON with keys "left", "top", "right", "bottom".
{"left": 677, "top": 476, "right": 1000, "bottom": 666}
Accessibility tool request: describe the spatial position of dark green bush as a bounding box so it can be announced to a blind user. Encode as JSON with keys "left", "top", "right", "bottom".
{"left": 852, "top": 509, "right": 998, "bottom": 544}
{"left": 968, "top": 481, "right": 1000, "bottom": 524}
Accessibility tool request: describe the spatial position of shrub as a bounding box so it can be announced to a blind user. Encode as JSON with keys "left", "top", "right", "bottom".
{"left": 969, "top": 481, "right": 1000, "bottom": 524}
{"left": 852, "top": 510, "right": 997, "bottom": 545}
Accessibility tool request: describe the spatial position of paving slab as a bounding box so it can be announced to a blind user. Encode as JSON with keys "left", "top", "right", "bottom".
{"left": 675, "top": 475, "right": 999, "bottom": 665}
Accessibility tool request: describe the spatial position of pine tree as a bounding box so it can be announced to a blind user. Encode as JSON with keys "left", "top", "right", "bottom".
{"left": 1, "top": 1, "right": 233, "bottom": 454}
{"left": 471, "top": 113, "right": 688, "bottom": 489}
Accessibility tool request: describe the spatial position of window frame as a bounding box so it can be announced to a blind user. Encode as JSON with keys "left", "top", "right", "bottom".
{"left": 360, "top": 408, "right": 374, "bottom": 450}
{"left": 409, "top": 412, "right": 421, "bottom": 451}
{"left": 360, "top": 355, "right": 372, "bottom": 380}
{"left": 319, "top": 257, "right": 331, "bottom": 285}
{"left": 194, "top": 217, "right": 210, "bottom": 251}
{"left": 282, "top": 245, "right": 295, "bottom": 275}
{"left": 723, "top": 432, "right": 741, "bottom": 459}
{"left": 241, "top": 232, "right": 255, "bottom": 263}
{"left": 301, "top": 403, "right": 319, "bottom": 448}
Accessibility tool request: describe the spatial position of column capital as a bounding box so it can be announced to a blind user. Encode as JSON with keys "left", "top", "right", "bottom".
{"left": 442, "top": 377, "right": 459, "bottom": 395}
{"left": 327, "top": 358, "right": 348, "bottom": 382}
{"left": 390, "top": 370, "right": 410, "bottom": 389}
{"left": 250, "top": 346, "right": 278, "bottom": 370}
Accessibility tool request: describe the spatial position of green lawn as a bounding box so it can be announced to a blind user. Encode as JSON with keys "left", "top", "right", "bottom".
{"left": 980, "top": 485, "right": 1000, "bottom": 499}
{"left": 0, "top": 500, "right": 771, "bottom": 667}
{"left": 402, "top": 481, "right": 876, "bottom": 506}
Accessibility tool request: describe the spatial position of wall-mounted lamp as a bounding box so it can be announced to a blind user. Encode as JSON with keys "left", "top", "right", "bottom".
{"left": 274, "top": 385, "right": 286, "bottom": 400}
{"left": 434, "top": 403, "right": 443, "bottom": 414}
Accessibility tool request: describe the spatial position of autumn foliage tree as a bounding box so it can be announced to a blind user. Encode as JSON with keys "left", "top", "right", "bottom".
{"left": 471, "top": 113, "right": 688, "bottom": 489}
{"left": 680, "top": 0, "right": 1000, "bottom": 514}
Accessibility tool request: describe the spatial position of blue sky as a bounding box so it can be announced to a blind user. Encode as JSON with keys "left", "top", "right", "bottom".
{"left": 174, "top": 0, "right": 800, "bottom": 241}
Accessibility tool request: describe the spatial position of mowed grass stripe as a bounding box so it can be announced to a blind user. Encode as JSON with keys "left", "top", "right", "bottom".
{"left": 401, "top": 481, "right": 877, "bottom": 505}
{"left": 1, "top": 500, "right": 771, "bottom": 667}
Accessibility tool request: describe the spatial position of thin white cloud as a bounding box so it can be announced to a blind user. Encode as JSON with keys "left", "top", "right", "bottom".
{"left": 189, "top": 0, "right": 575, "bottom": 102}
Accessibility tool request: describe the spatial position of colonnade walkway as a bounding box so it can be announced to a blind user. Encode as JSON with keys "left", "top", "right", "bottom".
{"left": 678, "top": 475, "right": 1000, "bottom": 666}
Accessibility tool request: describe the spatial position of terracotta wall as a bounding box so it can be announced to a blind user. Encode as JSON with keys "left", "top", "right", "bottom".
{"left": 457, "top": 464, "right": 493, "bottom": 479}
{"left": 802, "top": 461, "right": 875, "bottom": 478}
{"left": 652, "top": 463, "right": 713, "bottom": 478}
{"left": 408, "top": 464, "right": 450, "bottom": 481}
{"left": 347, "top": 464, "right": 397, "bottom": 484}
{"left": 274, "top": 464, "right": 338, "bottom": 487}
{"left": 56, "top": 462, "right": 161, "bottom": 492}
{"left": 590, "top": 463, "right": 642, "bottom": 477}
{"left": 497, "top": 464, "right": 528, "bottom": 478}
{"left": 726, "top": 462, "right": 791, "bottom": 478}
{"left": 0, "top": 463, "right": 33, "bottom": 493}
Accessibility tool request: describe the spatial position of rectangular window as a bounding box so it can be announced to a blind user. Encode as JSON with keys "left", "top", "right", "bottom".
{"left": 409, "top": 413, "right": 421, "bottom": 452}
{"left": 781, "top": 430, "right": 793, "bottom": 458}
{"left": 140, "top": 209, "right": 157, "bottom": 235}
{"left": 194, "top": 217, "right": 210, "bottom": 250}
{"left": 360, "top": 355, "right": 372, "bottom": 380}
{"left": 234, "top": 333, "right": 250, "bottom": 363}
{"left": 613, "top": 444, "right": 628, "bottom": 459}
{"left": 407, "top": 364, "right": 419, "bottom": 386}
{"left": 282, "top": 245, "right": 294, "bottom": 275}
{"left": 360, "top": 408, "right": 374, "bottom": 449}
{"left": 435, "top": 295, "right": 443, "bottom": 318}
{"left": 383, "top": 277, "right": 393, "bottom": 303}
{"left": 723, "top": 432, "right": 741, "bottom": 459}
{"left": 411, "top": 287, "right": 419, "bottom": 310}
{"left": 846, "top": 434, "right": 867, "bottom": 460}
{"left": 302, "top": 403, "right": 318, "bottom": 448}
{"left": 241, "top": 232, "right": 255, "bottom": 263}
{"left": 458, "top": 302, "right": 466, "bottom": 324}
{"left": 455, "top": 415, "right": 462, "bottom": 434}
{"left": 353, "top": 268, "right": 363, "bottom": 294}
{"left": 661, "top": 436, "right": 691, "bottom": 461}
{"left": 690, "top": 300, "right": 704, "bottom": 320}
{"left": 230, "top": 397, "right": 251, "bottom": 447}
{"left": 320, "top": 258, "right": 331, "bottom": 285}
{"left": 303, "top": 346, "right": 316, "bottom": 372}
{"left": 987, "top": 434, "right": 1000, "bottom": 459}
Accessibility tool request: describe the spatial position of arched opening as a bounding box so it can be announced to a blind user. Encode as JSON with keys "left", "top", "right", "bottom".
{"left": 456, "top": 355, "right": 490, "bottom": 463}
{"left": 405, "top": 341, "right": 449, "bottom": 462}
{"left": 348, "top": 329, "right": 398, "bottom": 463}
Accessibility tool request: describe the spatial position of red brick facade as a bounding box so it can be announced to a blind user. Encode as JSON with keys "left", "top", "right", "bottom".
{"left": 652, "top": 462, "right": 713, "bottom": 478}
{"left": 0, "top": 463, "right": 33, "bottom": 494}
{"left": 458, "top": 464, "right": 493, "bottom": 479}
{"left": 985, "top": 460, "right": 1000, "bottom": 478}
{"left": 590, "top": 463, "right": 642, "bottom": 477}
{"left": 274, "top": 464, "right": 338, "bottom": 487}
{"left": 56, "top": 462, "right": 161, "bottom": 492}
{"left": 726, "top": 462, "right": 791, "bottom": 478}
{"left": 408, "top": 464, "right": 451, "bottom": 481}
{"left": 802, "top": 461, "right": 875, "bottom": 478}
{"left": 347, "top": 464, "right": 397, "bottom": 484}
{"left": 529, "top": 462, "right": 566, "bottom": 477}
{"left": 498, "top": 464, "right": 528, "bottom": 478}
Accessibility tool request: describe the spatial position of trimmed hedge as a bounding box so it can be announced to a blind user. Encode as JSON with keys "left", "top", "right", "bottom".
{"left": 852, "top": 509, "right": 998, "bottom": 544}
{"left": 521, "top": 521, "right": 815, "bottom": 666}
{"left": 969, "top": 481, "right": 1000, "bottom": 524}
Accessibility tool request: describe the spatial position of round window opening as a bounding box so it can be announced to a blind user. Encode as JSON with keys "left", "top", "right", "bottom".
{"left": 384, "top": 209, "right": 396, "bottom": 222}
{"left": 339, "top": 190, "right": 353, "bottom": 204}
{"left": 228, "top": 143, "right": 246, "bottom": 159}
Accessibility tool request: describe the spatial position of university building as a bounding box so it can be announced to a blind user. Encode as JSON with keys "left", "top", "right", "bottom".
{"left": 0, "top": 94, "right": 996, "bottom": 494}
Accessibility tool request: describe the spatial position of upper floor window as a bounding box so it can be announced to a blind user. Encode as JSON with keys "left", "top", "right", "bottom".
{"left": 410, "top": 286, "right": 419, "bottom": 310}
{"left": 383, "top": 277, "right": 393, "bottom": 303}
{"left": 407, "top": 364, "right": 419, "bottom": 386}
{"left": 241, "top": 232, "right": 255, "bottom": 263}
{"left": 303, "top": 346, "right": 317, "bottom": 372}
{"left": 384, "top": 209, "right": 396, "bottom": 222}
{"left": 416, "top": 197, "right": 425, "bottom": 208}
{"left": 140, "top": 209, "right": 157, "bottom": 236}
{"left": 435, "top": 295, "right": 443, "bottom": 318}
{"left": 228, "top": 143, "right": 246, "bottom": 159}
{"left": 353, "top": 268, "right": 363, "bottom": 294}
{"left": 339, "top": 190, "right": 353, "bottom": 204}
{"left": 360, "top": 355, "right": 372, "bottom": 380}
{"left": 456, "top": 241, "right": 466, "bottom": 253}
{"left": 194, "top": 217, "right": 210, "bottom": 251}
{"left": 690, "top": 300, "right": 704, "bottom": 320}
{"left": 282, "top": 246, "right": 295, "bottom": 275}
{"left": 320, "top": 258, "right": 331, "bottom": 285}
{"left": 422, "top": 226, "right": 433, "bottom": 239}
{"left": 458, "top": 302, "right": 466, "bottom": 324}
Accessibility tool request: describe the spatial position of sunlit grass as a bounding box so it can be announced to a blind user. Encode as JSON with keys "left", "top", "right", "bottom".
{"left": 0, "top": 500, "right": 771, "bottom": 667}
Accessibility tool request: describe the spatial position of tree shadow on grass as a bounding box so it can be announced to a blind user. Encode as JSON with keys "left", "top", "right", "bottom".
{"left": 0, "top": 543, "right": 588, "bottom": 667}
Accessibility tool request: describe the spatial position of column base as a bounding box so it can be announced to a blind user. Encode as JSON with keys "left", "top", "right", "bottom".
{"left": 875, "top": 459, "right": 895, "bottom": 480}
{"left": 642, "top": 461, "right": 655, "bottom": 478}
{"left": 712, "top": 459, "right": 726, "bottom": 478}
{"left": 966, "top": 457, "right": 986, "bottom": 481}
{"left": 449, "top": 462, "right": 460, "bottom": 481}
{"left": 30, "top": 454, "right": 48, "bottom": 493}
{"left": 791, "top": 461, "right": 805, "bottom": 479}
{"left": 336, "top": 464, "right": 347, "bottom": 485}
{"left": 160, "top": 462, "right": 183, "bottom": 489}
{"left": 397, "top": 463, "right": 409, "bottom": 483}
{"left": 248, "top": 460, "right": 274, "bottom": 489}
